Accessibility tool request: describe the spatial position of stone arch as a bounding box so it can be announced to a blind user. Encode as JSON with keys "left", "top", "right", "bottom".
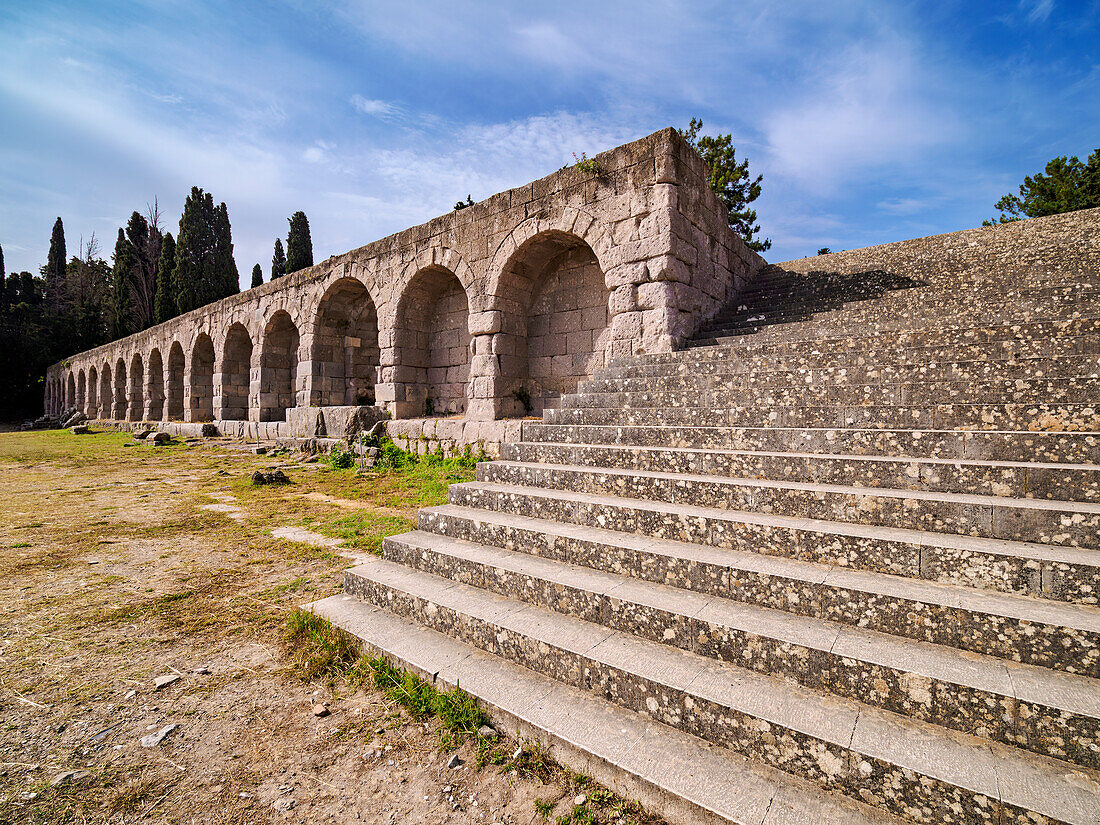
{"left": 189, "top": 333, "right": 216, "bottom": 422}
{"left": 147, "top": 348, "right": 165, "bottom": 421}
{"left": 87, "top": 366, "right": 98, "bottom": 417}
{"left": 99, "top": 363, "right": 112, "bottom": 418}
{"left": 113, "top": 358, "right": 127, "bottom": 419}
{"left": 166, "top": 342, "right": 185, "bottom": 420}
{"left": 219, "top": 323, "right": 253, "bottom": 421}
{"left": 260, "top": 311, "right": 300, "bottom": 422}
{"left": 393, "top": 265, "right": 471, "bottom": 417}
{"left": 310, "top": 277, "right": 380, "bottom": 406}
{"left": 66, "top": 372, "right": 75, "bottom": 410}
{"left": 493, "top": 230, "right": 611, "bottom": 416}
{"left": 128, "top": 353, "right": 144, "bottom": 421}
{"left": 76, "top": 370, "right": 86, "bottom": 413}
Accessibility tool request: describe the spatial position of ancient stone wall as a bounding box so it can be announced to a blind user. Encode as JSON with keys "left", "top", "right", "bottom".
{"left": 45, "top": 128, "right": 763, "bottom": 441}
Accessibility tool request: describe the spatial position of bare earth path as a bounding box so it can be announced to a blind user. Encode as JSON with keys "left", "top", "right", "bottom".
{"left": 0, "top": 430, "right": 642, "bottom": 825}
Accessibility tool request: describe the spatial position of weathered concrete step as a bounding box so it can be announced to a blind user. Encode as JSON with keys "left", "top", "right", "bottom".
{"left": 590, "top": 353, "right": 1100, "bottom": 386}
{"left": 384, "top": 529, "right": 1100, "bottom": 768}
{"left": 308, "top": 595, "right": 908, "bottom": 825}
{"left": 542, "top": 402, "right": 1100, "bottom": 432}
{"left": 344, "top": 559, "right": 1100, "bottom": 825}
{"left": 420, "top": 503, "right": 1100, "bottom": 672}
{"left": 519, "top": 423, "right": 1100, "bottom": 464}
{"left": 561, "top": 376, "right": 1099, "bottom": 408}
{"left": 500, "top": 441, "right": 1100, "bottom": 502}
{"left": 728, "top": 278, "right": 1096, "bottom": 305}
{"left": 478, "top": 461, "right": 1100, "bottom": 550}
{"left": 448, "top": 481, "right": 1100, "bottom": 612}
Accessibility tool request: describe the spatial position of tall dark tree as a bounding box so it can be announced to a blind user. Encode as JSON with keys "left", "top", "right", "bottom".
{"left": 250, "top": 263, "right": 263, "bottom": 288}
{"left": 65, "top": 235, "right": 110, "bottom": 353}
{"left": 986, "top": 148, "right": 1100, "bottom": 224}
{"left": 271, "top": 238, "right": 286, "bottom": 279}
{"left": 0, "top": 242, "right": 5, "bottom": 313}
{"left": 173, "top": 187, "right": 238, "bottom": 313}
{"left": 44, "top": 217, "right": 67, "bottom": 305}
{"left": 285, "top": 211, "right": 313, "bottom": 272}
{"left": 108, "top": 228, "right": 135, "bottom": 340}
{"left": 680, "top": 119, "right": 770, "bottom": 253}
{"left": 154, "top": 232, "right": 176, "bottom": 324}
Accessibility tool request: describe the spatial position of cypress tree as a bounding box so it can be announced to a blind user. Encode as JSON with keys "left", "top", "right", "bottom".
{"left": 173, "top": 187, "right": 240, "bottom": 312}
{"left": 214, "top": 202, "right": 239, "bottom": 296}
{"left": 45, "top": 217, "right": 66, "bottom": 304}
{"left": 285, "top": 211, "right": 313, "bottom": 273}
{"left": 108, "top": 228, "right": 134, "bottom": 340}
{"left": 154, "top": 232, "right": 176, "bottom": 324}
{"left": 271, "top": 238, "right": 286, "bottom": 279}
{"left": 250, "top": 263, "right": 263, "bottom": 288}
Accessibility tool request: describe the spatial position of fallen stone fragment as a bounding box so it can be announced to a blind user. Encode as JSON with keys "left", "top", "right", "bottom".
{"left": 71, "top": 425, "right": 89, "bottom": 435}
{"left": 477, "top": 725, "right": 498, "bottom": 740}
{"left": 133, "top": 429, "right": 152, "bottom": 440}
{"left": 50, "top": 770, "right": 91, "bottom": 787}
{"left": 153, "top": 674, "right": 180, "bottom": 689}
{"left": 193, "top": 665, "right": 211, "bottom": 675}
{"left": 140, "top": 724, "right": 177, "bottom": 748}
{"left": 272, "top": 798, "right": 296, "bottom": 812}
{"left": 447, "top": 754, "right": 463, "bottom": 769}
{"left": 312, "top": 703, "right": 329, "bottom": 717}
{"left": 151, "top": 432, "right": 171, "bottom": 444}
{"left": 574, "top": 795, "right": 587, "bottom": 806}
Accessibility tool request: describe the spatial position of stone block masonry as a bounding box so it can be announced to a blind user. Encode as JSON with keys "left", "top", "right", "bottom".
{"left": 45, "top": 128, "right": 763, "bottom": 436}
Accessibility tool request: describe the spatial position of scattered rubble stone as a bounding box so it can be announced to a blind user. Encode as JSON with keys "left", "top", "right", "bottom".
{"left": 312, "top": 703, "right": 330, "bottom": 717}
{"left": 140, "top": 724, "right": 178, "bottom": 748}
{"left": 71, "top": 424, "right": 89, "bottom": 434}
{"left": 154, "top": 674, "right": 180, "bottom": 689}
{"left": 50, "top": 770, "right": 91, "bottom": 787}
{"left": 251, "top": 470, "right": 290, "bottom": 485}
{"left": 477, "top": 725, "right": 498, "bottom": 739}
{"left": 272, "top": 798, "right": 296, "bottom": 812}
{"left": 447, "top": 754, "right": 463, "bottom": 769}
{"left": 151, "top": 432, "right": 171, "bottom": 444}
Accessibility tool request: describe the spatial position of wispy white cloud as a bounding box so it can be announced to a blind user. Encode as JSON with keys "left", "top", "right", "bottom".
{"left": 1022, "top": 0, "right": 1055, "bottom": 23}
{"left": 349, "top": 95, "right": 403, "bottom": 120}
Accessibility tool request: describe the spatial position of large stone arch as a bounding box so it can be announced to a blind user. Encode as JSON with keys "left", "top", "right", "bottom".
{"left": 260, "top": 311, "right": 300, "bottom": 422}
{"left": 128, "top": 353, "right": 144, "bottom": 421}
{"left": 99, "top": 363, "right": 112, "bottom": 419}
{"left": 392, "top": 264, "right": 471, "bottom": 418}
{"left": 309, "top": 277, "right": 380, "bottom": 406}
{"left": 87, "top": 366, "right": 98, "bottom": 418}
{"left": 490, "top": 228, "right": 612, "bottom": 416}
{"left": 219, "top": 323, "right": 253, "bottom": 421}
{"left": 166, "top": 342, "right": 185, "bottom": 420}
{"left": 112, "top": 358, "right": 127, "bottom": 419}
{"left": 147, "top": 348, "right": 165, "bottom": 421}
{"left": 188, "top": 333, "right": 216, "bottom": 422}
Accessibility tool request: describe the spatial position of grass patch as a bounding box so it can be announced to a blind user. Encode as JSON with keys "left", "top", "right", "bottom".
{"left": 312, "top": 511, "right": 414, "bottom": 555}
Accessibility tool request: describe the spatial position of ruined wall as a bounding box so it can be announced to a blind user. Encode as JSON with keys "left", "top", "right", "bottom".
{"left": 44, "top": 128, "right": 762, "bottom": 433}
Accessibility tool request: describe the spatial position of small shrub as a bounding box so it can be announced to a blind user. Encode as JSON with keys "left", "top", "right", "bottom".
{"left": 572, "top": 152, "right": 600, "bottom": 176}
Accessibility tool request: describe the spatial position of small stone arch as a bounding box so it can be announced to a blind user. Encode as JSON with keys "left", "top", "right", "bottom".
{"left": 260, "top": 311, "right": 300, "bottom": 422}
{"left": 310, "top": 277, "right": 380, "bottom": 406}
{"left": 113, "top": 358, "right": 127, "bottom": 419}
{"left": 87, "top": 366, "right": 98, "bottom": 417}
{"left": 128, "top": 353, "right": 144, "bottom": 421}
{"left": 147, "top": 348, "right": 165, "bottom": 420}
{"left": 393, "top": 265, "right": 471, "bottom": 417}
{"left": 491, "top": 229, "right": 611, "bottom": 416}
{"left": 99, "top": 364, "right": 113, "bottom": 418}
{"left": 220, "top": 323, "right": 254, "bottom": 420}
{"left": 76, "top": 370, "right": 86, "bottom": 413}
{"left": 66, "top": 372, "right": 76, "bottom": 410}
{"left": 166, "top": 342, "right": 185, "bottom": 420}
{"left": 189, "top": 333, "right": 216, "bottom": 422}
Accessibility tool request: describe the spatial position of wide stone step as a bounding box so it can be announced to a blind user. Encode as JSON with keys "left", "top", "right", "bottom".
{"left": 590, "top": 353, "right": 1100, "bottom": 389}
{"left": 542, "top": 403, "right": 1100, "bottom": 431}
{"left": 500, "top": 442, "right": 1100, "bottom": 502}
{"left": 343, "top": 559, "right": 1100, "bottom": 825}
{"left": 448, "top": 481, "right": 1100, "bottom": 612}
{"left": 519, "top": 423, "right": 1100, "bottom": 464}
{"left": 561, "top": 376, "right": 1099, "bottom": 409}
{"left": 308, "top": 594, "right": 906, "bottom": 825}
{"left": 477, "top": 461, "right": 1100, "bottom": 551}
{"left": 420, "top": 504, "right": 1100, "bottom": 672}
{"left": 384, "top": 529, "right": 1100, "bottom": 769}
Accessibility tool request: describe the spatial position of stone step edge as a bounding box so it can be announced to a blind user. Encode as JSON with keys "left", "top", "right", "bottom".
{"left": 485, "top": 460, "right": 1100, "bottom": 518}
{"left": 422, "top": 503, "right": 1100, "bottom": 643}
{"left": 520, "top": 422, "right": 1100, "bottom": 441}
{"left": 307, "top": 594, "right": 903, "bottom": 825}
{"left": 343, "top": 559, "right": 1100, "bottom": 825}
{"left": 450, "top": 481, "right": 1100, "bottom": 573}
{"left": 386, "top": 528, "right": 1100, "bottom": 723}
{"left": 506, "top": 441, "right": 1100, "bottom": 474}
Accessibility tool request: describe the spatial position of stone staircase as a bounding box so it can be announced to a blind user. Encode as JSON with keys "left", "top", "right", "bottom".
{"left": 311, "top": 260, "right": 1100, "bottom": 824}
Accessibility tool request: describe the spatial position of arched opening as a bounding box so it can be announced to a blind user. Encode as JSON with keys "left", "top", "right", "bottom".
{"left": 496, "top": 232, "right": 610, "bottom": 416}
{"left": 310, "top": 278, "right": 379, "bottom": 406}
{"left": 66, "top": 373, "right": 75, "bottom": 410}
{"left": 394, "top": 266, "right": 470, "bottom": 417}
{"left": 113, "top": 359, "right": 127, "bottom": 419}
{"left": 260, "top": 311, "right": 300, "bottom": 422}
{"left": 147, "top": 349, "right": 165, "bottom": 420}
{"left": 128, "top": 354, "right": 144, "bottom": 421}
{"left": 76, "top": 371, "right": 86, "bottom": 413}
{"left": 99, "top": 365, "right": 112, "bottom": 418}
{"left": 189, "top": 334, "right": 215, "bottom": 422}
{"left": 220, "top": 324, "right": 253, "bottom": 420}
{"left": 166, "top": 343, "right": 185, "bottom": 420}
{"left": 87, "top": 366, "right": 98, "bottom": 417}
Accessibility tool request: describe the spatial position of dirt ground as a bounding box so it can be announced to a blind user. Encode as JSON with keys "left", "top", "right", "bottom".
{"left": 0, "top": 429, "right": 658, "bottom": 825}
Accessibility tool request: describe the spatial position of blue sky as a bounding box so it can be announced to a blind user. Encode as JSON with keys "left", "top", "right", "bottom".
{"left": 1, "top": 0, "right": 1097, "bottom": 280}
